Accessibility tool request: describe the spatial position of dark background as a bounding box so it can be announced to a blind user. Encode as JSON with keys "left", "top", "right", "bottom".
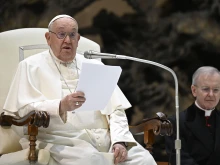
{"left": 1, "top": 0, "right": 220, "bottom": 161}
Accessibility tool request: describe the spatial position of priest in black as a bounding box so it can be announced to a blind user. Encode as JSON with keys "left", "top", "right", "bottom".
{"left": 165, "top": 66, "right": 220, "bottom": 165}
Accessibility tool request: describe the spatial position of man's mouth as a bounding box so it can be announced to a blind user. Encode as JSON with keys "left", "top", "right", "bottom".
{"left": 206, "top": 100, "right": 214, "bottom": 102}
{"left": 63, "top": 46, "right": 71, "bottom": 49}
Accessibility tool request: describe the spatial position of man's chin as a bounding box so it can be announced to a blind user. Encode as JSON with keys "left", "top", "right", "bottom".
{"left": 61, "top": 53, "right": 75, "bottom": 61}
{"left": 204, "top": 104, "right": 216, "bottom": 110}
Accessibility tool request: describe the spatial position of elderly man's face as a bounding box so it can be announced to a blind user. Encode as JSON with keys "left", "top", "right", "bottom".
{"left": 191, "top": 73, "right": 220, "bottom": 110}
{"left": 45, "top": 17, "right": 80, "bottom": 62}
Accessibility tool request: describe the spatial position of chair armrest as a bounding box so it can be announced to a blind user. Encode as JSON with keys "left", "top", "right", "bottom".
{"left": 0, "top": 111, "right": 50, "bottom": 164}
{"left": 129, "top": 112, "right": 173, "bottom": 153}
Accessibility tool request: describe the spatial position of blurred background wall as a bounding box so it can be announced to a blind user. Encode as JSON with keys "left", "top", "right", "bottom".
{"left": 1, "top": 0, "right": 220, "bottom": 160}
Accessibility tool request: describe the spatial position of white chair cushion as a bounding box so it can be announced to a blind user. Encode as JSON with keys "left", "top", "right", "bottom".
{"left": 0, "top": 126, "right": 22, "bottom": 154}
{"left": 0, "top": 148, "right": 29, "bottom": 165}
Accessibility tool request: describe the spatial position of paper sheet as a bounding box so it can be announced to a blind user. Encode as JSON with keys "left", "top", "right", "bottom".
{"left": 75, "top": 62, "right": 122, "bottom": 111}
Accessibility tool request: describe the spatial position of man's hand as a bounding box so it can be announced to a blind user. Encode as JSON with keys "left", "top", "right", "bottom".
{"left": 60, "top": 91, "right": 86, "bottom": 113}
{"left": 112, "top": 142, "right": 127, "bottom": 164}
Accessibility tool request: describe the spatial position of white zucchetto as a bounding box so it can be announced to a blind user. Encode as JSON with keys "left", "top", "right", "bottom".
{"left": 48, "top": 14, "right": 77, "bottom": 28}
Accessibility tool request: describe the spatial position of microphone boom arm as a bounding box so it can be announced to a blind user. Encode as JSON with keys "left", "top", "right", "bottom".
{"left": 115, "top": 54, "right": 181, "bottom": 165}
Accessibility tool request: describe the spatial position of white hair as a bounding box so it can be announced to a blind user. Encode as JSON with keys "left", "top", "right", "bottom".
{"left": 192, "top": 66, "right": 220, "bottom": 85}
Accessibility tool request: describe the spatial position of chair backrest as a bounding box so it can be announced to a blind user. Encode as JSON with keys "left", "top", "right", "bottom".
{"left": 0, "top": 28, "right": 101, "bottom": 113}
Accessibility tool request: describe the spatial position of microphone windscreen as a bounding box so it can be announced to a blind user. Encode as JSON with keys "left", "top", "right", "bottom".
{"left": 84, "top": 51, "right": 91, "bottom": 59}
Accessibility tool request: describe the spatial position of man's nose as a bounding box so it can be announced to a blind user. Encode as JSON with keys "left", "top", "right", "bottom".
{"left": 64, "top": 34, "right": 71, "bottom": 43}
{"left": 208, "top": 90, "right": 214, "bottom": 96}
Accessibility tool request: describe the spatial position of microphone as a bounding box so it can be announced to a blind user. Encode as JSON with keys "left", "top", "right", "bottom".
{"left": 84, "top": 50, "right": 181, "bottom": 165}
{"left": 84, "top": 50, "right": 127, "bottom": 59}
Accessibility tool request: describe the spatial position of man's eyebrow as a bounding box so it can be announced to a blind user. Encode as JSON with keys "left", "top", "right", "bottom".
{"left": 201, "top": 86, "right": 220, "bottom": 88}
{"left": 71, "top": 28, "right": 77, "bottom": 32}
{"left": 55, "top": 27, "right": 64, "bottom": 31}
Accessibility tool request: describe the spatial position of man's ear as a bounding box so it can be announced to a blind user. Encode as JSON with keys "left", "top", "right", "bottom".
{"left": 45, "top": 32, "right": 51, "bottom": 46}
{"left": 77, "top": 33, "right": 80, "bottom": 41}
{"left": 76, "top": 33, "right": 80, "bottom": 47}
{"left": 191, "top": 85, "right": 197, "bottom": 97}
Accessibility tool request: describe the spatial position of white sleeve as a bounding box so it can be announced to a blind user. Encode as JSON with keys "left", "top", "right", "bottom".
{"left": 109, "top": 109, "right": 137, "bottom": 149}
{"left": 18, "top": 99, "right": 66, "bottom": 124}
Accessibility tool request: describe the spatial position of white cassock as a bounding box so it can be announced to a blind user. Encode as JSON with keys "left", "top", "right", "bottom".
{"left": 1, "top": 49, "right": 156, "bottom": 165}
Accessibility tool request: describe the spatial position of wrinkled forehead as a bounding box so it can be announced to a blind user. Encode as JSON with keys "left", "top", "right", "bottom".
{"left": 197, "top": 73, "right": 220, "bottom": 86}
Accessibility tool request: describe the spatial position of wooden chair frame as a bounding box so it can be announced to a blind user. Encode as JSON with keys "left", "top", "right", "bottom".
{"left": 0, "top": 111, "right": 50, "bottom": 164}
{"left": 0, "top": 111, "right": 172, "bottom": 164}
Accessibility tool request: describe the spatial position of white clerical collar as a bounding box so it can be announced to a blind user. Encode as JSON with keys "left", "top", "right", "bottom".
{"left": 195, "top": 101, "right": 214, "bottom": 116}
{"left": 49, "top": 49, "right": 75, "bottom": 66}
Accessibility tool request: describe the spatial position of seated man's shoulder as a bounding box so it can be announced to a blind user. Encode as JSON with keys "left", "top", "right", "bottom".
{"left": 22, "top": 51, "right": 48, "bottom": 65}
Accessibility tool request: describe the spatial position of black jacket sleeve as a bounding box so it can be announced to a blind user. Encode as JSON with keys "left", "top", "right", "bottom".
{"left": 165, "top": 116, "right": 199, "bottom": 165}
